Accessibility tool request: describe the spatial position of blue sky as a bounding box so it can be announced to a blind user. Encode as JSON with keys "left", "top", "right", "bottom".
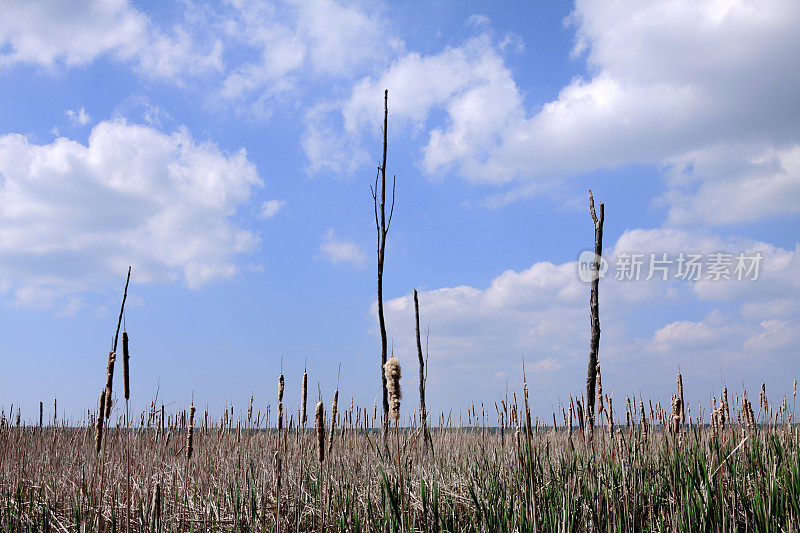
{"left": 1, "top": 0, "right": 798, "bottom": 425}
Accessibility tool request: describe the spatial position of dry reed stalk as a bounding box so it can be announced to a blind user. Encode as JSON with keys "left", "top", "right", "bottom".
{"left": 274, "top": 450, "right": 281, "bottom": 532}
{"left": 104, "top": 350, "right": 116, "bottom": 418}
{"left": 315, "top": 398, "right": 327, "bottom": 533}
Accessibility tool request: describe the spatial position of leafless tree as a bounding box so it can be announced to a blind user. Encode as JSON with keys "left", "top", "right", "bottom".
{"left": 371, "top": 89, "right": 396, "bottom": 444}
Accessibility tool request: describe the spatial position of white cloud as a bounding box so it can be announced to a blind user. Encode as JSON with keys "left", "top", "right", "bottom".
{"left": 318, "top": 1, "right": 800, "bottom": 225}
{"left": 326, "top": 34, "right": 522, "bottom": 180}
{"left": 467, "top": 0, "right": 800, "bottom": 184}
{"left": 379, "top": 227, "right": 800, "bottom": 412}
{"left": 0, "top": 120, "right": 263, "bottom": 308}
{"left": 662, "top": 144, "right": 800, "bottom": 225}
{"left": 319, "top": 228, "right": 366, "bottom": 266}
{"left": 259, "top": 199, "right": 286, "bottom": 219}
{"left": 218, "top": 0, "right": 398, "bottom": 115}
{"left": 652, "top": 314, "right": 733, "bottom": 352}
{"left": 301, "top": 102, "right": 370, "bottom": 175}
{"left": 66, "top": 107, "right": 91, "bottom": 126}
{"left": 0, "top": 0, "right": 221, "bottom": 80}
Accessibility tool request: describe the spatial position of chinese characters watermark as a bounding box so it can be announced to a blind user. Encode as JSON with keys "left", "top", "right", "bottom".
{"left": 578, "top": 251, "right": 763, "bottom": 282}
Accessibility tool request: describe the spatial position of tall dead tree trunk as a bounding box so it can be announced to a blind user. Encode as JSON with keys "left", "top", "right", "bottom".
{"left": 586, "top": 190, "right": 604, "bottom": 442}
{"left": 413, "top": 289, "right": 430, "bottom": 452}
{"left": 371, "top": 89, "right": 396, "bottom": 446}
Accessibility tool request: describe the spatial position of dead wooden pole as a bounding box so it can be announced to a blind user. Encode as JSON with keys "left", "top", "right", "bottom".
{"left": 414, "top": 289, "right": 431, "bottom": 452}
{"left": 585, "top": 190, "right": 604, "bottom": 442}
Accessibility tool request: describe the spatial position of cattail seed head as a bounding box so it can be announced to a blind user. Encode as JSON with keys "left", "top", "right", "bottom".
{"left": 384, "top": 356, "right": 402, "bottom": 422}
{"left": 596, "top": 364, "right": 603, "bottom": 414}
{"left": 301, "top": 371, "right": 308, "bottom": 425}
{"left": 104, "top": 351, "right": 116, "bottom": 418}
{"left": 676, "top": 373, "right": 685, "bottom": 425}
{"left": 186, "top": 402, "right": 195, "bottom": 462}
{"left": 328, "top": 389, "right": 338, "bottom": 454}
{"left": 95, "top": 389, "right": 106, "bottom": 454}
{"left": 722, "top": 386, "right": 729, "bottom": 424}
{"left": 315, "top": 400, "right": 325, "bottom": 463}
{"left": 122, "top": 331, "right": 130, "bottom": 401}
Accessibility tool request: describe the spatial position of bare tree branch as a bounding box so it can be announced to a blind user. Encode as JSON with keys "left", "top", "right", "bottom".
{"left": 386, "top": 175, "right": 397, "bottom": 232}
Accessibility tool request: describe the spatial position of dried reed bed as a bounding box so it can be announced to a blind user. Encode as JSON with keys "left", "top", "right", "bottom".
{"left": 1, "top": 378, "right": 799, "bottom": 532}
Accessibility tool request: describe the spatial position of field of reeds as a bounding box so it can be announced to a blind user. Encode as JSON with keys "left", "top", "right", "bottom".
{"left": 2, "top": 372, "right": 799, "bottom": 532}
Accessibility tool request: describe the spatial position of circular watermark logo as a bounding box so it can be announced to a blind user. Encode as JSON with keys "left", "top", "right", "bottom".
{"left": 578, "top": 250, "right": 608, "bottom": 282}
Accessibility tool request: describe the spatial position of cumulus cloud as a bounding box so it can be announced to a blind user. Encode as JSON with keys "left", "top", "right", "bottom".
{"left": 0, "top": 0, "right": 221, "bottom": 80}
{"left": 317, "top": 1, "right": 800, "bottom": 225}
{"left": 319, "top": 229, "right": 366, "bottom": 266}
{"left": 379, "top": 227, "right": 800, "bottom": 412}
{"left": 473, "top": 0, "right": 800, "bottom": 187}
{"left": 316, "top": 33, "right": 522, "bottom": 180}
{"left": 0, "top": 120, "right": 263, "bottom": 308}
{"left": 218, "top": 0, "right": 398, "bottom": 115}
{"left": 662, "top": 144, "right": 800, "bottom": 225}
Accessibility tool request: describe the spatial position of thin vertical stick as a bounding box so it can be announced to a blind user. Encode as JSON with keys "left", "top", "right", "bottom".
{"left": 113, "top": 267, "right": 131, "bottom": 354}
{"left": 371, "top": 89, "right": 396, "bottom": 448}
{"left": 414, "top": 289, "right": 430, "bottom": 453}
{"left": 586, "top": 190, "right": 604, "bottom": 441}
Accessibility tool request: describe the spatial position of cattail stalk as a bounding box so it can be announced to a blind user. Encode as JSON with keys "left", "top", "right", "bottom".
{"left": 274, "top": 450, "right": 282, "bottom": 532}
